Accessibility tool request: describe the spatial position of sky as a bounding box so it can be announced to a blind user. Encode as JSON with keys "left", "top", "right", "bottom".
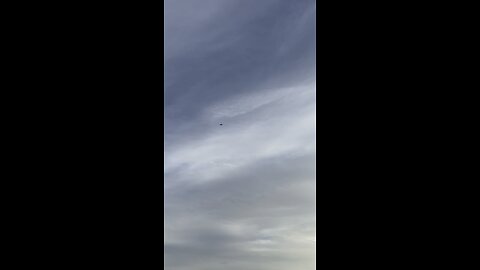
{"left": 164, "top": 1, "right": 316, "bottom": 269}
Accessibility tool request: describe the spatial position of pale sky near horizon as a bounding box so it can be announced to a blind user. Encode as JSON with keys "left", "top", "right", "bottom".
{"left": 164, "top": 1, "right": 316, "bottom": 269}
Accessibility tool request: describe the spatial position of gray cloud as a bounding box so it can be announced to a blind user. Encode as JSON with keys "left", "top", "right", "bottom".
{"left": 164, "top": 1, "right": 316, "bottom": 269}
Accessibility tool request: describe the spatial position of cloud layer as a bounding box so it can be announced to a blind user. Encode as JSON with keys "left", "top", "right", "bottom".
{"left": 165, "top": 1, "right": 316, "bottom": 269}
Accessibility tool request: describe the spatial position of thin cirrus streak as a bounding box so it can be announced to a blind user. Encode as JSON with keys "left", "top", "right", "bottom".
{"left": 165, "top": 0, "right": 316, "bottom": 269}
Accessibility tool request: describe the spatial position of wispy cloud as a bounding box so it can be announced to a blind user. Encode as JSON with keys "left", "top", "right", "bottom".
{"left": 165, "top": 1, "right": 316, "bottom": 269}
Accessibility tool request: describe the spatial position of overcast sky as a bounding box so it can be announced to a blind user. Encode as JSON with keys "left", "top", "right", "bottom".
{"left": 164, "top": 0, "right": 316, "bottom": 269}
